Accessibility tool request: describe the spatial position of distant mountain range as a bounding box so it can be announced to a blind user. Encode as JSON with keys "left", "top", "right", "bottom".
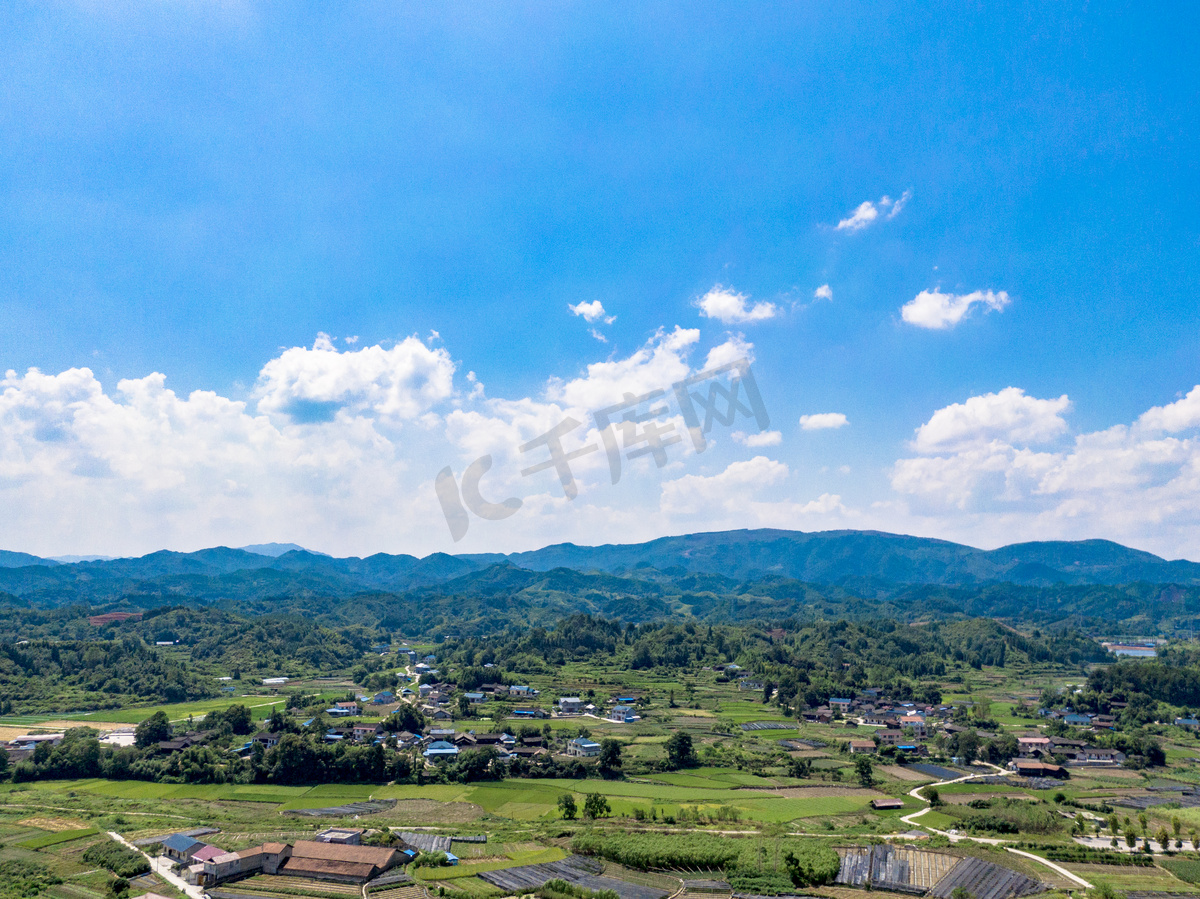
{"left": 4, "top": 529, "right": 1200, "bottom": 636}
{"left": 2, "top": 528, "right": 1198, "bottom": 591}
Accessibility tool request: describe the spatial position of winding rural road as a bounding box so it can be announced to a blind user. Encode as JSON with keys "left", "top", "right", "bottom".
{"left": 898, "top": 763, "right": 1093, "bottom": 889}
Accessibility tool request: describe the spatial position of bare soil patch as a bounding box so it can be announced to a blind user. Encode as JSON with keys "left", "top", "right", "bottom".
{"left": 378, "top": 800, "right": 485, "bottom": 824}
{"left": 17, "top": 816, "right": 89, "bottom": 831}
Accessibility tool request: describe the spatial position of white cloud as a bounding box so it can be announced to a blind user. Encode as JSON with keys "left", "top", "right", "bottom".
{"left": 912, "top": 388, "right": 1070, "bottom": 454}
{"left": 704, "top": 334, "right": 755, "bottom": 369}
{"left": 813, "top": 284, "right": 833, "bottom": 302}
{"left": 1138, "top": 386, "right": 1200, "bottom": 433}
{"left": 255, "top": 334, "right": 455, "bottom": 422}
{"left": 660, "top": 456, "right": 788, "bottom": 516}
{"left": 888, "top": 385, "right": 1200, "bottom": 557}
{"left": 695, "top": 285, "right": 778, "bottom": 324}
{"left": 569, "top": 300, "right": 615, "bottom": 324}
{"left": 836, "top": 191, "right": 911, "bottom": 231}
{"left": 732, "top": 430, "right": 782, "bottom": 447}
{"left": 799, "top": 412, "right": 849, "bottom": 431}
{"left": 900, "top": 289, "right": 1010, "bottom": 329}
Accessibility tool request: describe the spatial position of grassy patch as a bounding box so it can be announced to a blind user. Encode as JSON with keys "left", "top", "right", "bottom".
{"left": 15, "top": 827, "right": 98, "bottom": 850}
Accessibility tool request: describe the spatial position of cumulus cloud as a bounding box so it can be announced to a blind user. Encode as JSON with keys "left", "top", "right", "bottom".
{"left": 901, "top": 289, "right": 1010, "bottom": 329}
{"left": 912, "top": 388, "right": 1070, "bottom": 454}
{"left": 732, "top": 430, "right": 782, "bottom": 447}
{"left": 660, "top": 456, "right": 788, "bottom": 516}
{"left": 836, "top": 191, "right": 911, "bottom": 231}
{"left": 695, "top": 285, "right": 777, "bottom": 324}
{"left": 889, "top": 385, "right": 1200, "bottom": 557}
{"left": 1138, "top": 386, "right": 1200, "bottom": 433}
{"left": 569, "top": 300, "right": 615, "bottom": 324}
{"left": 813, "top": 284, "right": 833, "bottom": 302}
{"left": 255, "top": 334, "right": 455, "bottom": 422}
{"left": 799, "top": 413, "right": 849, "bottom": 431}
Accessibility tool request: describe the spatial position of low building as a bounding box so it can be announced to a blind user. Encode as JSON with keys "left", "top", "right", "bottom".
{"left": 849, "top": 740, "right": 877, "bottom": 754}
{"left": 423, "top": 740, "right": 459, "bottom": 761}
{"left": 1009, "top": 759, "right": 1068, "bottom": 778}
{"left": 464, "top": 692, "right": 487, "bottom": 704}
{"left": 830, "top": 698, "right": 854, "bottom": 713}
{"left": 316, "top": 828, "right": 363, "bottom": 845}
{"left": 871, "top": 798, "right": 905, "bottom": 810}
{"left": 161, "top": 833, "right": 205, "bottom": 862}
{"left": 609, "top": 705, "right": 638, "bottom": 723}
{"left": 877, "top": 729, "right": 904, "bottom": 746}
{"left": 567, "top": 737, "right": 601, "bottom": 757}
{"left": 559, "top": 697, "right": 584, "bottom": 714}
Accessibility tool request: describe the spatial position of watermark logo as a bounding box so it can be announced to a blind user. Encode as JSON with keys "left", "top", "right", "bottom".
{"left": 435, "top": 358, "right": 768, "bottom": 541}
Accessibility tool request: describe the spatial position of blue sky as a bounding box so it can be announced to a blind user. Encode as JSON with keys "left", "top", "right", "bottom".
{"left": 2, "top": 2, "right": 1199, "bottom": 559}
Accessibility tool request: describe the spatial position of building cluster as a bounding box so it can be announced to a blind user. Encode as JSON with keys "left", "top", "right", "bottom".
{"left": 824, "top": 692, "right": 1130, "bottom": 777}
{"left": 160, "top": 828, "right": 417, "bottom": 888}
{"left": 555, "top": 694, "right": 642, "bottom": 723}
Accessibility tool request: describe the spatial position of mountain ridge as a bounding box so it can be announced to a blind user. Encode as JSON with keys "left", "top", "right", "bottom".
{"left": 2, "top": 528, "right": 1198, "bottom": 590}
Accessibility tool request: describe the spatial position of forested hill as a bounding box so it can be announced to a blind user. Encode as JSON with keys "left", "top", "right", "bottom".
{"left": 3, "top": 528, "right": 1199, "bottom": 589}
{"left": 2, "top": 529, "right": 1200, "bottom": 636}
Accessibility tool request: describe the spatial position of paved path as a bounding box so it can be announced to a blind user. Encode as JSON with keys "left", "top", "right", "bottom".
{"left": 108, "top": 831, "right": 207, "bottom": 899}
{"left": 897, "top": 762, "right": 1094, "bottom": 889}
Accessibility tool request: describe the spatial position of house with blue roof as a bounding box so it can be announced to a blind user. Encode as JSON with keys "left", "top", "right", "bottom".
{"left": 567, "top": 737, "right": 601, "bottom": 757}
{"left": 161, "top": 833, "right": 204, "bottom": 862}
{"left": 423, "top": 740, "right": 459, "bottom": 761}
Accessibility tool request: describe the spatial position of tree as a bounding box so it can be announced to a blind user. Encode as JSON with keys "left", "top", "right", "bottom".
{"left": 225, "top": 704, "right": 253, "bottom": 735}
{"left": 583, "top": 792, "right": 610, "bottom": 819}
{"left": 665, "top": 732, "right": 697, "bottom": 769}
{"left": 853, "top": 755, "right": 874, "bottom": 788}
{"left": 458, "top": 694, "right": 471, "bottom": 718}
{"left": 557, "top": 793, "right": 577, "bottom": 820}
{"left": 1157, "top": 827, "right": 1171, "bottom": 851}
{"left": 134, "top": 711, "right": 171, "bottom": 748}
{"left": 599, "top": 739, "right": 622, "bottom": 774}
{"left": 951, "top": 888, "right": 973, "bottom": 899}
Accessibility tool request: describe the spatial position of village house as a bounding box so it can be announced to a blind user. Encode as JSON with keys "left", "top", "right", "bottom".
{"left": 464, "top": 692, "right": 487, "bottom": 704}
{"left": 898, "top": 715, "right": 927, "bottom": 738}
{"left": 1017, "top": 735, "right": 1053, "bottom": 757}
{"left": 161, "top": 833, "right": 206, "bottom": 863}
{"left": 877, "top": 729, "right": 904, "bottom": 746}
{"left": 1008, "top": 759, "right": 1068, "bottom": 778}
{"left": 829, "top": 698, "right": 854, "bottom": 714}
{"left": 609, "top": 705, "right": 639, "bottom": 723}
{"left": 372, "top": 691, "right": 395, "bottom": 705}
{"left": 200, "top": 840, "right": 402, "bottom": 886}
{"left": 353, "top": 723, "right": 382, "bottom": 742}
{"left": 567, "top": 737, "right": 601, "bottom": 757}
{"left": 423, "top": 740, "right": 459, "bottom": 762}
{"left": 509, "top": 685, "right": 535, "bottom": 698}
{"left": 849, "top": 739, "right": 877, "bottom": 754}
{"left": 1077, "top": 746, "right": 1125, "bottom": 765}
{"left": 558, "top": 697, "right": 584, "bottom": 714}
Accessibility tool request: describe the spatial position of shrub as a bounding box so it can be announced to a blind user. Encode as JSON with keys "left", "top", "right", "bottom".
{"left": 81, "top": 841, "right": 150, "bottom": 879}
